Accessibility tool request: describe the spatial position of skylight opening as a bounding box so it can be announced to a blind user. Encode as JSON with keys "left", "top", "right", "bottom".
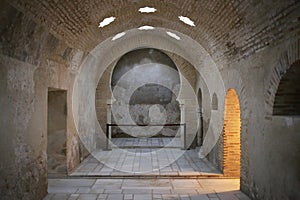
{"left": 98, "top": 16, "right": 116, "bottom": 28}
{"left": 139, "top": 7, "right": 157, "bottom": 13}
{"left": 112, "top": 32, "right": 126, "bottom": 41}
{"left": 138, "top": 25, "right": 155, "bottom": 30}
{"left": 166, "top": 31, "right": 181, "bottom": 40}
{"left": 178, "top": 16, "right": 195, "bottom": 27}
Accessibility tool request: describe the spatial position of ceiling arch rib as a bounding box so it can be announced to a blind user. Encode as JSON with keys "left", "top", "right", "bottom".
{"left": 8, "top": 0, "right": 300, "bottom": 62}
{"left": 9, "top": 0, "right": 243, "bottom": 55}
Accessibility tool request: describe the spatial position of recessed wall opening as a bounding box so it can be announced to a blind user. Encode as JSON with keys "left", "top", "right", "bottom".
{"left": 197, "top": 88, "right": 203, "bottom": 146}
{"left": 273, "top": 60, "right": 300, "bottom": 116}
{"left": 223, "top": 89, "right": 241, "bottom": 177}
{"left": 110, "top": 48, "right": 181, "bottom": 145}
{"left": 212, "top": 93, "right": 218, "bottom": 110}
{"left": 47, "top": 88, "right": 67, "bottom": 177}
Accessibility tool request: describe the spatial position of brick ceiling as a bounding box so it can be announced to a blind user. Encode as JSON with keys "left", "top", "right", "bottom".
{"left": 9, "top": 0, "right": 300, "bottom": 61}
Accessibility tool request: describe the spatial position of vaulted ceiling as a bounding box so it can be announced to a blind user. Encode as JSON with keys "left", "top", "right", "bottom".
{"left": 8, "top": 0, "right": 300, "bottom": 62}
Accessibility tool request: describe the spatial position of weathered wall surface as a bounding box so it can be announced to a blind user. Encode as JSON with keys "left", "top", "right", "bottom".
{"left": 110, "top": 49, "right": 181, "bottom": 138}
{"left": 95, "top": 49, "right": 199, "bottom": 146}
{"left": 0, "top": 0, "right": 299, "bottom": 200}
{"left": 47, "top": 90, "right": 67, "bottom": 175}
{"left": 0, "top": 2, "right": 84, "bottom": 199}
{"left": 95, "top": 63, "right": 114, "bottom": 141}
{"left": 205, "top": 39, "right": 300, "bottom": 199}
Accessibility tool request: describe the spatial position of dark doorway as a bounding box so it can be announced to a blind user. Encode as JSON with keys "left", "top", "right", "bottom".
{"left": 47, "top": 88, "right": 67, "bottom": 177}
{"left": 197, "top": 88, "right": 203, "bottom": 146}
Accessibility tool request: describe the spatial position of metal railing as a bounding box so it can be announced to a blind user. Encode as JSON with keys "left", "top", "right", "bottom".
{"left": 105, "top": 123, "right": 187, "bottom": 150}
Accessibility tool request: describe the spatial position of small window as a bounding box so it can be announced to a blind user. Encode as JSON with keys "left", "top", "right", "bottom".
{"left": 212, "top": 93, "right": 218, "bottom": 110}
{"left": 273, "top": 60, "right": 300, "bottom": 116}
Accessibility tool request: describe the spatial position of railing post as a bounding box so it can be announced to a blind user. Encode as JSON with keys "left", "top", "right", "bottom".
{"left": 183, "top": 123, "right": 187, "bottom": 150}
{"left": 179, "top": 100, "right": 186, "bottom": 150}
{"left": 106, "top": 99, "right": 113, "bottom": 151}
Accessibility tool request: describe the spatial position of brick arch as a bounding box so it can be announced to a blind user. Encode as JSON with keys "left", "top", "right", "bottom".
{"left": 223, "top": 89, "right": 241, "bottom": 177}
{"left": 265, "top": 39, "right": 300, "bottom": 119}
{"left": 219, "top": 69, "right": 249, "bottom": 193}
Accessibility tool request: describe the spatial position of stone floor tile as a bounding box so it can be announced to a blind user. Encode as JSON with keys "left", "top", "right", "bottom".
{"left": 124, "top": 194, "right": 133, "bottom": 200}
{"left": 153, "top": 189, "right": 171, "bottom": 194}
{"left": 97, "top": 194, "right": 108, "bottom": 200}
{"left": 89, "top": 188, "right": 105, "bottom": 194}
{"left": 107, "top": 194, "right": 124, "bottom": 200}
{"left": 153, "top": 194, "right": 163, "bottom": 199}
{"left": 216, "top": 192, "right": 240, "bottom": 200}
{"left": 133, "top": 194, "right": 152, "bottom": 200}
{"left": 51, "top": 194, "right": 70, "bottom": 200}
{"left": 172, "top": 179, "right": 201, "bottom": 188}
{"left": 48, "top": 187, "right": 78, "bottom": 194}
{"left": 123, "top": 179, "right": 172, "bottom": 189}
{"left": 78, "top": 194, "right": 98, "bottom": 200}
{"left": 76, "top": 187, "right": 91, "bottom": 194}
{"left": 207, "top": 193, "right": 218, "bottom": 198}
{"left": 179, "top": 194, "right": 190, "bottom": 200}
{"left": 189, "top": 194, "right": 210, "bottom": 200}
{"left": 69, "top": 194, "right": 80, "bottom": 200}
{"left": 122, "top": 189, "right": 152, "bottom": 194}
{"left": 197, "top": 189, "right": 216, "bottom": 195}
{"left": 104, "top": 189, "right": 122, "bottom": 194}
{"left": 172, "top": 189, "right": 198, "bottom": 195}
{"left": 162, "top": 194, "right": 180, "bottom": 200}
{"left": 49, "top": 179, "right": 95, "bottom": 187}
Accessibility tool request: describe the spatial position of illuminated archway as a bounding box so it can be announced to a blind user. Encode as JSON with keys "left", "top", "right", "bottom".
{"left": 223, "top": 89, "right": 241, "bottom": 177}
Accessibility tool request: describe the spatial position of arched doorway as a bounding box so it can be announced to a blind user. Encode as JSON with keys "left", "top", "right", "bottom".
{"left": 223, "top": 89, "right": 241, "bottom": 177}
{"left": 197, "top": 88, "right": 203, "bottom": 146}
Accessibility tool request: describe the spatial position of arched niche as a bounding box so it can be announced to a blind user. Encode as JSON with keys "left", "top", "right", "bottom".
{"left": 223, "top": 89, "right": 241, "bottom": 177}
{"left": 212, "top": 93, "right": 218, "bottom": 110}
{"left": 273, "top": 60, "right": 300, "bottom": 116}
{"left": 109, "top": 48, "right": 181, "bottom": 138}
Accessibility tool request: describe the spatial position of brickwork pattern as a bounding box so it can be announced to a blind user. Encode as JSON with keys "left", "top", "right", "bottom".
{"left": 223, "top": 89, "right": 241, "bottom": 178}
{"left": 8, "top": 0, "right": 300, "bottom": 63}
{"left": 265, "top": 39, "right": 300, "bottom": 119}
{"left": 273, "top": 60, "right": 300, "bottom": 115}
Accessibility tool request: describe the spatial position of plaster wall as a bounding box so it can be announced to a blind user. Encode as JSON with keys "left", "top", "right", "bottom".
{"left": 0, "top": 3, "right": 84, "bottom": 199}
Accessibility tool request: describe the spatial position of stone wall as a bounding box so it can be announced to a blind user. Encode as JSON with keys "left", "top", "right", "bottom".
{"left": 1, "top": 1, "right": 299, "bottom": 199}
{"left": 0, "top": 2, "right": 85, "bottom": 199}
{"left": 206, "top": 39, "right": 300, "bottom": 199}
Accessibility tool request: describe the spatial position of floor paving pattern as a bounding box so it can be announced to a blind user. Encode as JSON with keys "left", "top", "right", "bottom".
{"left": 70, "top": 149, "right": 220, "bottom": 177}
{"left": 44, "top": 178, "right": 250, "bottom": 200}
{"left": 69, "top": 138, "right": 220, "bottom": 177}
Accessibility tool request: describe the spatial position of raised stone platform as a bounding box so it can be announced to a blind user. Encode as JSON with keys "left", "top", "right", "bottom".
{"left": 68, "top": 138, "right": 221, "bottom": 178}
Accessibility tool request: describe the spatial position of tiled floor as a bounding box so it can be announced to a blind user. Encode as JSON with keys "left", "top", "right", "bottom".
{"left": 70, "top": 148, "right": 220, "bottom": 177}
{"left": 46, "top": 138, "right": 250, "bottom": 200}
{"left": 111, "top": 137, "right": 181, "bottom": 148}
{"left": 44, "top": 178, "right": 250, "bottom": 200}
